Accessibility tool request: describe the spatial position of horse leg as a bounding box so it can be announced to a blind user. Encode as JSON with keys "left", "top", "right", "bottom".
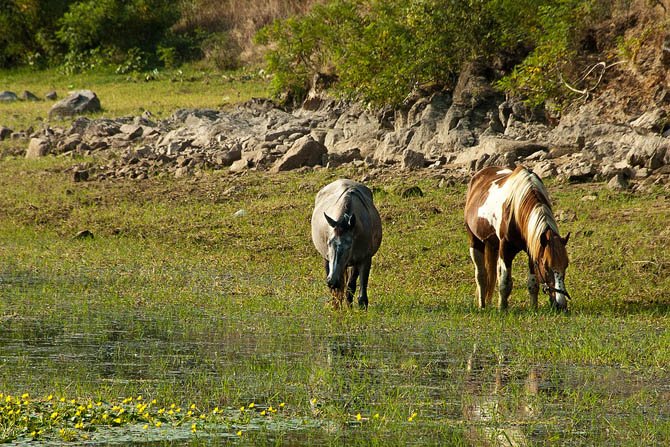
{"left": 357, "top": 258, "right": 372, "bottom": 309}
{"left": 346, "top": 266, "right": 359, "bottom": 306}
{"left": 527, "top": 257, "right": 539, "bottom": 308}
{"left": 469, "top": 244, "right": 487, "bottom": 309}
{"left": 498, "top": 241, "right": 516, "bottom": 311}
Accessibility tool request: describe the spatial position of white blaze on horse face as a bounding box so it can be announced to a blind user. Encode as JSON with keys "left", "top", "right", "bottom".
{"left": 554, "top": 272, "right": 567, "bottom": 307}
{"left": 477, "top": 170, "right": 513, "bottom": 236}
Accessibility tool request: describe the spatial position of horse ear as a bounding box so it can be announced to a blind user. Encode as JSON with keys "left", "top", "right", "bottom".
{"left": 562, "top": 232, "right": 571, "bottom": 245}
{"left": 324, "top": 213, "right": 338, "bottom": 228}
{"left": 347, "top": 214, "right": 356, "bottom": 230}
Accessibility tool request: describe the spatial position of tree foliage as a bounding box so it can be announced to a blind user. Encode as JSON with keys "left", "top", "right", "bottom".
{"left": 257, "top": 0, "right": 617, "bottom": 107}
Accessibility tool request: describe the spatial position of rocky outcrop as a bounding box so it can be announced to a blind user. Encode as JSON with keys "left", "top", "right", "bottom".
{"left": 6, "top": 73, "right": 668, "bottom": 191}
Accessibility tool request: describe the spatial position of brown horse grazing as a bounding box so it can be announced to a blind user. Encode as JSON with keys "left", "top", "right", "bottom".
{"left": 464, "top": 166, "right": 571, "bottom": 310}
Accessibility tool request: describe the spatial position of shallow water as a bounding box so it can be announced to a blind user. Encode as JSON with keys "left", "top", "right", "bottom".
{"left": 1, "top": 269, "right": 669, "bottom": 446}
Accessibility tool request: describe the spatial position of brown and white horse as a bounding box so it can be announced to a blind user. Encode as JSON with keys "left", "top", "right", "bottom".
{"left": 464, "top": 166, "right": 570, "bottom": 310}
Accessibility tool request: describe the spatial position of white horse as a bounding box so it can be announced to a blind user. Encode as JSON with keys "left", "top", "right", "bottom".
{"left": 311, "top": 179, "right": 382, "bottom": 308}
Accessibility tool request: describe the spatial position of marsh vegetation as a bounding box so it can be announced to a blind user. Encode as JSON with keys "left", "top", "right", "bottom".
{"left": 0, "top": 155, "right": 668, "bottom": 445}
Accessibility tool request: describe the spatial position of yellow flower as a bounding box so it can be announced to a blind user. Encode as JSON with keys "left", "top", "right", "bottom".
{"left": 213, "top": 407, "right": 219, "bottom": 414}
{"left": 21, "top": 393, "right": 29, "bottom": 399}
{"left": 102, "top": 414, "right": 108, "bottom": 420}
{"left": 374, "top": 413, "right": 379, "bottom": 419}
{"left": 191, "top": 424, "right": 196, "bottom": 430}
{"left": 176, "top": 408, "right": 181, "bottom": 413}
{"left": 240, "top": 406, "right": 245, "bottom": 412}
{"left": 96, "top": 402, "right": 102, "bottom": 406}
{"left": 70, "top": 399, "right": 76, "bottom": 404}
{"left": 158, "top": 408, "right": 165, "bottom": 414}
{"left": 137, "top": 396, "right": 142, "bottom": 401}
{"left": 190, "top": 404, "right": 196, "bottom": 409}
{"left": 156, "top": 421, "right": 162, "bottom": 427}
{"left": 168, "top": 410, "right": 174, "bottom": 415}
{"left": 310, "top": 398, "right": 316, "bottom": 404}
{"left": 356, "top": 413, "right": 362, "bottom": 421}
{"left": 170, "top": 403, "right": 175, "bottom": 409}
{"left": 261, "top": 410, "right": 266, "bottom": 416}
{"left": 200, "top": 414, "right": 205, "bottom": 419}
{"left": 143, "top": 424, "right": 148, "bottom": 430}
{"left": 280, "top": 402, "right": 285, "bottom": 408}
{"left": 237, "top": 431, "right": 242, "bottom": 436}
{"left": 82, "top": 435, "right": 88, "bottom": 439}
{"left": 152, "top": 399, "right": 157, "bottom": 404}
{"left": 113, "top": 417, "right": 121, "bottom": 424}
{"left": 187, "top": 410, "right": 193, "bottom": 416}
{"left": 59, "top": 397, "right": 65, "bottom": 402}
{"left": 47, "top": 395, "right": 53, "bottom": 401}
{"left": 248, "top": 403, "right": 254, "bottom": 409}
{"left": 50, "top": 411, "right": 58, "bottom": 419}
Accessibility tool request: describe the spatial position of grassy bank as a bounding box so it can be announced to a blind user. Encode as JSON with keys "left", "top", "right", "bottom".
{"left": 0, "top": 155, "right": 668, "bottom": 445}
{"left": 0, "top": 66, "right": 270, "bottom": 131}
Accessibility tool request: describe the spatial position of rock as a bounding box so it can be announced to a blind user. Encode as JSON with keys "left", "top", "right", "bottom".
{"left": 229, "top": 158, "right": 250, "bottom": 172}
{"left": 21, "top": 90, "right": 39, "bottom": 101}
{"left": 400, "top": 186, "right": 423, "bottom": 198}
{"left": 0, "top": 126, "right": 12, "bottom": 140}
{"left": 400, "top": 149, "right": 425, "bottom": 170}
{"left": 174, "top": 166, "right": 189, "bottom": 178}
{"left": 73, "top": 169, "right": 89, "bottom": 182}
{"left": 45, "top": 91, "right": 57, "bottom": 100}
{"left": 327, "top": 148, "right": 362, "bottom": 166}
{"left": 662, "top": 34, "right": 670, "bottom": 66}
{"left": 233, "top": 209, "right": 247, "bottom": 218}
{"left": 607, "top": 173, "right": 629, "bottom": 191}
{"left": 630, "top": 109, "right": 667, "bottom": 133}
{"left": 74, "top": 230, "right": 94, "bottom": 239}
{"left": 0, "top": 91, "right": 19, "bottom": 102}
{"left": 560, "top": 162, "right": 596, "bottom": 183}
{"left": 57, "top": 134, "right": 82, "bottom": 152}
{"left": 48, "top": 90, "right": 101, "bottom": 119}
{"left": 555, "top": 210, "right": 577, "bottom": 222}
{"left": 119, "top": 124, "right": 143, "bottom": 139}
{"left": 581, "top": 194, "right": 597, "bottom": 202}
{"left": 213, "top": 146, "right": 242, "bottom": 166}
{"left": 270, "top": 137, "right": 327, "bottom": 172}
{"left": 25, "top": 138, "right": 50, "bottom": 158}
{"left": 454, "top": 137, "right": 548, "bottom": 165}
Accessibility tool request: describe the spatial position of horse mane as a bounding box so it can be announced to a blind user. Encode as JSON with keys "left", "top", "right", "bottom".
{"left": 503, "top": 167, "right": 560, "bottom": 263}
{"left": 335, "top": 185, "right": 371, "bottom": 217}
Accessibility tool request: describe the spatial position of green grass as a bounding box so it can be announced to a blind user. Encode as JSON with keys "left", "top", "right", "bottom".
{"left": 0, "top": 155, "right": 668, "bottom": 445}
{"left": 0, "top": 65, "right": 270, "bottom": 131}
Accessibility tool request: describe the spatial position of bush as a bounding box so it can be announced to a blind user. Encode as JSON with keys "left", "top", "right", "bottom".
{"left": 257, "top": 0, "right": 622, "bottom": 108}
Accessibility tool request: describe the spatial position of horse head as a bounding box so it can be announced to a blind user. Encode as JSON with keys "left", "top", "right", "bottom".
{"left": 324, "top": 212, "right": 356, "bottom": 291}
{"left": 537, "top": 229, "right": 571, "bottom": 310}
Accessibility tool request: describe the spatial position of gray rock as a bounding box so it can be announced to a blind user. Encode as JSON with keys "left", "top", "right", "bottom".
{"left": 229, "top": 158, "right": 250, "bottom": 172}
{"left": 45, "top": 91, "right": 57, "bottom": 100}
{"left": 630, "top": 108, "right": 667, "bottom": 133}
{"left": 26, "top": 138, "right": 50, "bottom": 158}
{"left": 48, "top": 90, "right": 101, "bottom": 119}
{"left": 455, "top": 137, "right": 547, "bottom": 165}
{"left": 233, "top": 209, "right": 247, "bottom": 217}
{"left": 327, "top": 148, "right": 362, "bottom": 166}
{"left": 120, "top": 124, "right": 143, "bottom": 139}
{"left": 400, "top": 149, "right": 425, "bottom": 170}
{"left": 607, "top": 173, "right": 629, "bottom": 191}
{"left": 270, "top": 137, "right": 327, "bottom": 172}
{"left": 0, "top": 91, "right": 19, "bottom": 102}
{"left": 21, "top": 90, "right": 39, "bottom": 101}
{"left": 174, "top": 166, "right": 189, "bottom": 178}
{"left": 213, "top": 147, "right": 242, "bottom": 167}
{"left": 73, "top": 169, "right": 89, "bottom": 182}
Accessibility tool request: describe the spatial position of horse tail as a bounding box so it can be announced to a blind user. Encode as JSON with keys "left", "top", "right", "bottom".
{"left": 483, "top": 241, "right": 498, "bottom": 305}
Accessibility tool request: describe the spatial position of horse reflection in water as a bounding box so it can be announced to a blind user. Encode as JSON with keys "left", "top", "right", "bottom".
{"left": 311, "top": 179, "right": 382, "bottom": 309}
{"left": 463, "top": 343, "right": 558, "bottom": 447}
{"left": 464, "top": 166, "right": 571, "bottom": 310}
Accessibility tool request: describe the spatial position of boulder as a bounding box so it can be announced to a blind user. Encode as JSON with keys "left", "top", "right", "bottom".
{"left": 26, "top": 138, "right": 50, "bottom": 159}
{"left": 45, "top": 91, "right": 57, "bottom": 100}
{"left": 400, "top": 149, "right": 425, "bottom": 170}
{"left": 48, "top": 90, "right": 101, "bottom": 119}
{"left": 212, "top": 146, "right": 242, "bottom": 167}
{"left": 0, "top": 91, "right": 19, "bottom": 102}
{"left": 270, "top": 137, "right": 327, "bottom": 172}
{"left": 455, "top": 137, "right": 548, "bottom": 165}
{"left": 607, "top": 173, "right": 629, "bottom": 191}
{"left": 630, "top": 109, "right": 667, "bottom": 133}
{"left": 21, "top": 90, "right": 39, "bottom": 101}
